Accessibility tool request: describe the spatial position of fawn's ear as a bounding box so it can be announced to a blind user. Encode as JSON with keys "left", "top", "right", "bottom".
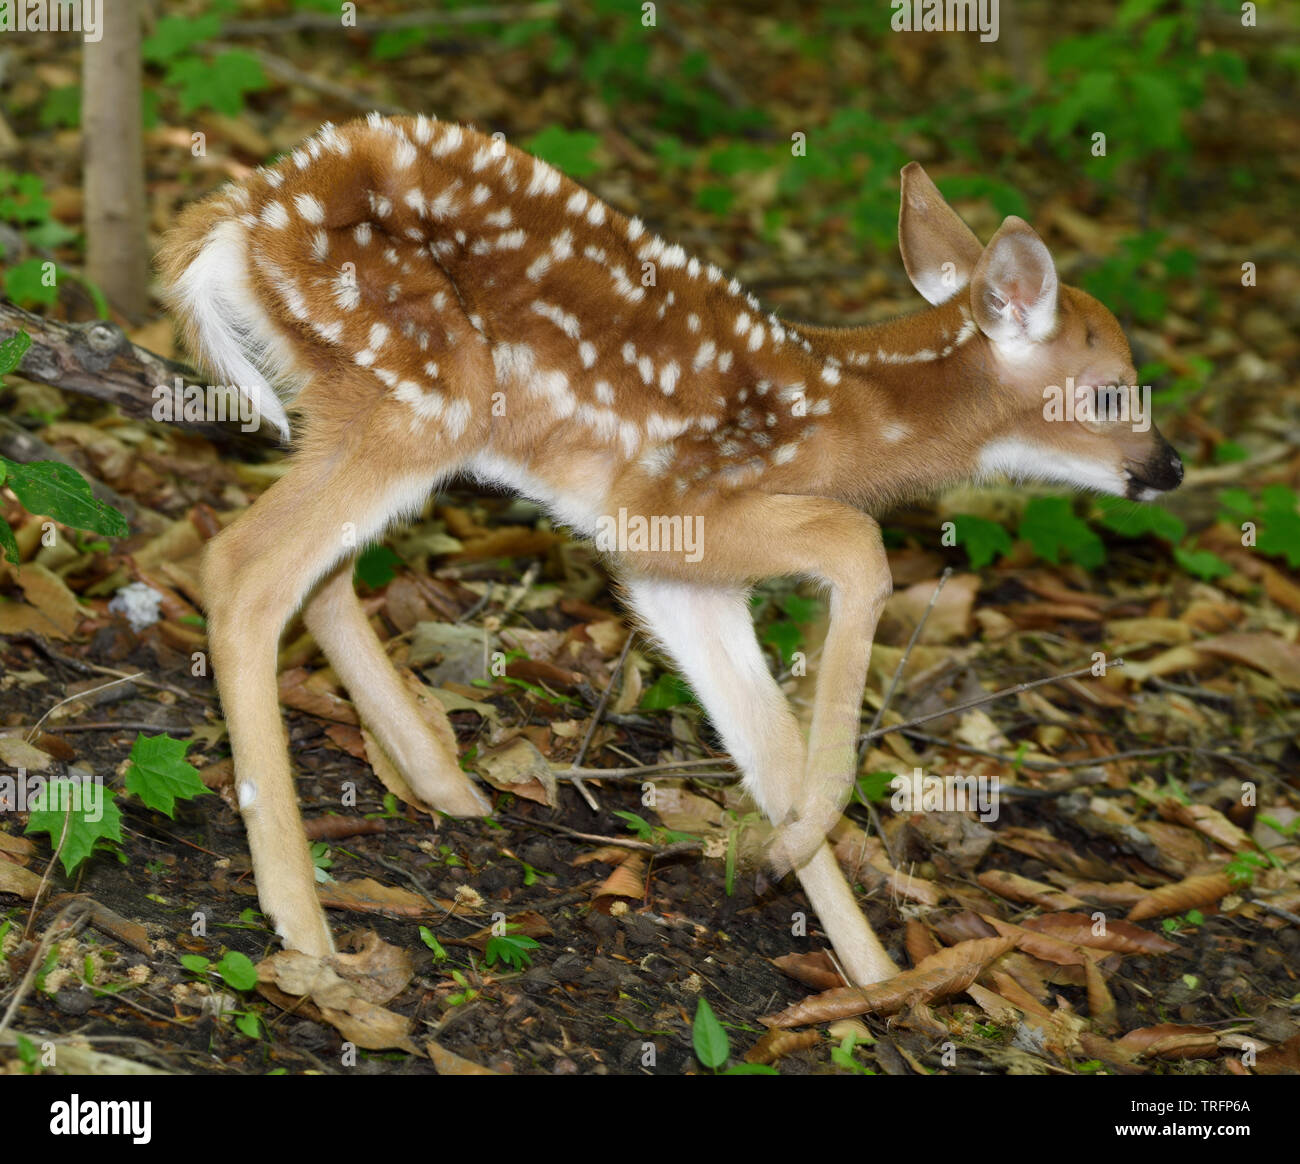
{"left": 898, "top": 162, "right": 984, "bottom": 306}
{"left": 969, "top": 216, "right": 1060, "bottom": 345}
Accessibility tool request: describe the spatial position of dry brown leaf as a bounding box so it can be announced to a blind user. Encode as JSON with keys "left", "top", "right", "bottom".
{"left": 982, "top": 915, "right": 1091, "bottom": 966}
{"left": 1126, "top": 872, "right": 1236, "bottom": 921}
{"left": 878, "top": 573, "right": 979, "bottom": 644}
{"left": 572, "top": 844, "right": 637, "bottom": 866}
{"left": 994, "top": 826, "right": 1116, "bottom": 880}
{"left": 0, "top": 736, "right": 54, "bottom": 772}
{"left": 1020, "top": 912, "right": 1178, "bottom": 955}
{"left": 0, "top": 860, "right": 44, "bottom": 899}
{"left": 744, "top": 1028, "right": 822, "bottom": 1064}
{"left": 761, "top": 935, "right": 1015, "bottom": 1028}
{"left": 329, "top": 931, "right": 415, "bottom": 1005}
{"left": 966, "top": 983, "right": 1022, "bottom": 1025}
{"left": 1195, "top": 632, "right": 1300, "bottom": 689}
{"left": 277, "top": 667, "right": 359, "bottom": 724}
{"left": 1254, "top": 1033, "right": 1300, "bottom": 1075}
{"left": 426, "top": 1040, "right": 502, "bottom": 1073}
{"left": 904, "top": 919, "right": 939, "bottom": 966}
{"left": 1062, "top": 880, "right": 1150, "bottom": 908}
{"left": 12, "top": 563, "right": 84, "bottom": 635}
{"left": 257, "top": 950, "right": 417, "bottom": 1052}
{"left": 316, "top": 877, "right": 430, "bottom": 918}
{"left": 985, "top": 969, "right": 1053, "bottom": 1017}
{"left": 838, "top": 831, "right": 942, "bottom": 905}
{"left": 1115, "top": 1023, "right": 1218, "bottom": 1060}
{"left": 1084, "top": 959, "right": 1119, "bottom": 1033}
{"left": 0, "top": 830, "right": 37, "bottom": 863}
{"left": 473, "top": 735, "right": 557, "bottom": 806}
{"left": 977, "top": 869, "right": 1086, "bottom": 911}
{"left": 593, "top": 853, "right": 646, "bottom": 904}
{"left": 1157, "top": 799, "right": 1258, "bottom": 853}
{"left": 771, "top": 951, "right": 844, "bottom": 991}
{"left": 990, "top": 953, "right": 1053, "bottom": 1006}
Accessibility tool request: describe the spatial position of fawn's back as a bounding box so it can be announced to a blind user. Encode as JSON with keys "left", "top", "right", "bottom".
{"left": 161, "top": 114, "right": 851, "bottom": 543}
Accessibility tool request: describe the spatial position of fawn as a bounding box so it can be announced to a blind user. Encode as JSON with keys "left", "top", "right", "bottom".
{"left": 160, "top": 114, "right": 1182, "bottom": 986}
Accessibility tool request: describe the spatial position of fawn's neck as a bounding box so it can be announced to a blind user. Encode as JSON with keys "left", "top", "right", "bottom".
{"left": 791, "top": 298, "right": 1004, "bottom": 512}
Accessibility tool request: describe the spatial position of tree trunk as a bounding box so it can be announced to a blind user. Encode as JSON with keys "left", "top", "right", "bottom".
{"left": 82, "top": 0, "right": 149, "bottom": 322}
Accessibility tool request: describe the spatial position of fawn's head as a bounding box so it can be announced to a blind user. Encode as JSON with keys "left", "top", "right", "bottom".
{"left": 897, "top": 163, "right": 1183, "bottom": 501}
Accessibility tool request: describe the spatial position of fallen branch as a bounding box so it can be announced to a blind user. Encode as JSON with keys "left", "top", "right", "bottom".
{"left": 0, "top": 301, "right": 279, "bottom": 449}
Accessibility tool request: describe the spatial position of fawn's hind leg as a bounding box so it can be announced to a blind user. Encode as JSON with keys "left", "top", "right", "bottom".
{"left": 203, "top": 425, "right": 459, "bottom": 955}
{"left": 302, "top": 561, "right": 489, "bottom": 815}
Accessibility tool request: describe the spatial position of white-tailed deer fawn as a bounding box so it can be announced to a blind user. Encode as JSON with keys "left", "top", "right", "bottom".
{"left": 160, "top": 114, "right": 1182, "bottom": 986}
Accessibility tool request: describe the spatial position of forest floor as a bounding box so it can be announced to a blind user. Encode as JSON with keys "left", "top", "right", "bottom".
{"left": 1, "top": 5, "right": 1298, "bottom": 1076}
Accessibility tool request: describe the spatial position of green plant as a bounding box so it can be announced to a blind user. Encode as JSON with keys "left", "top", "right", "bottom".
{"left": 640, "top": 673, "right": 695, "bottom": 710}
{"left": 1019, "top": 496, "right": 1106, "bottom": 570}
{"left": 0, "top": 335, "right": 130, "bottom": 564}
{"left": 419, "top": 925, "right": 448, "bottom": 961}
{"left": 124, "top": 734, "right": 210, "bottom": 815}
{"left": 1162, "top": 909, "right": 1205, "bottom": 934}
{"left": 830, "top": 1032, "right": 877, "bottom": 1075}
{"left": 445, "top": 968, "right": 479, "bottom": 1006}
{"left": 691, "top": 997, "right": 777, "bottom": 1074}
{"left": 612, "top": 810, "right": 697, "bottom": 847}
{"left": 309, "top": 842, "right": 334, "bottom": 883}
{"left": 483, "top": 926, "right": 541, "bottom": 971}
{"left": 25, "top": 779, "right": 125, "bottom": 876}
{"left": 142, "top": 14, "right": 267, "bottom": 117}
{"left": 1218, "top": 485, "right": 1300, "bottom": 568}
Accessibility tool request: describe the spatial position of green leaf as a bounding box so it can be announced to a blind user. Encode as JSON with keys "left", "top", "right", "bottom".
{"left": 4, "top": 258, "right": 59, "bottom": 307}
{"left": 1019, "top": 497, "right": 1105, "bottom": 569}
{"left": 167, "top": 51, "right": 267, "bottom": 117}
{"left": 1212, "top": 441, "right": 1248, "bottom": 465}
{"left": 124, "top": 734, "right": 209, "bottom": 817}
{"left": 235, "top": 1011, "right": 261, "bottom": 1038}
{"left": 951, "top": 513, "right": 1012, "bottom": 569}
{"left": 0, "top": 330, "right": 31, "bottom": 376}
{"left": 761, "top": 621, "right": 802, "bottom": 666}
{"left": 612, "top": 810, "right": 655, "bottom": 841}
{"left": 180, "top": 954, "right": 211, "bottom": 974}
{"left": 371, "top": 27, "right": 430, "bottom": 60}
{"left": 1094, "top": 498, "right": 1186, "bottom": 543}
{"left": 143, "top": 13, "right": 222, "bottom": 62}
{"left": 1, "top": 458, "right": 129, "bottom": 538}
{"left": 1172, "top": 547, "right": 1231, "bottom": 581}
{"left": 39, "top": 85, "right": 81, "bottom": 129}
{"left": 25, "top": 780, "right": 124, "bottom": 876}
{"left": 856, "top": 770, "right": 896, "bottom": 805}
{"left": 216, "top": 950, "right": 258, "bottom": 991}
{"left": 692, "top": 997, "right": 729, "bottom": 1069}
{"left": 0, "top": 517, "right": 18, "bottom": 566}
{"left": 640, "top": 673, "right": 694, "bottom": 710}
{"left": 354, "top": 543, "right": 403, "bottom": 588}
{"left": 779, "top": 594, "right": 820, "bottom": 623}
{"left": 522, "top": 126, "right": 602, "bottom": 178}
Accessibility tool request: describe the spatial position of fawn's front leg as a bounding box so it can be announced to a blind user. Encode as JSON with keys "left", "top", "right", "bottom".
{"left": 620, "top": 492, "right": 898, "bottom": 985}
{"left": 770, "top": 527, "right": 893, "bottom": 877}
